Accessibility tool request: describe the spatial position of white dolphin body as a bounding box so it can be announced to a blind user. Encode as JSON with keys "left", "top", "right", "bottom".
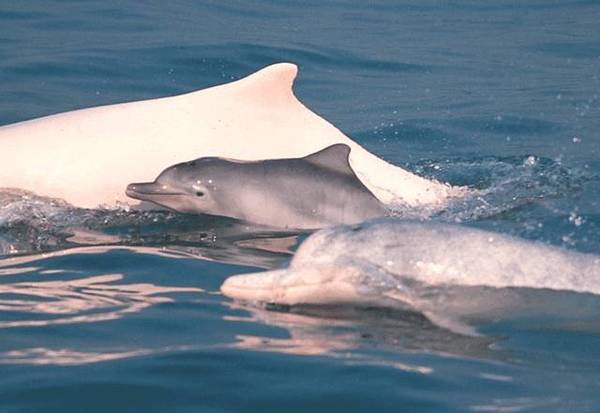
{"left": 0, "top": 63, "right": 461, "bottom": 209}
{"left": 221, "top": 220, "right": 600, "bottom": 305}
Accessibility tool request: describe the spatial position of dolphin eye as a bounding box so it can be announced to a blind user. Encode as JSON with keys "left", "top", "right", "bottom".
{"left": 196, "top": 191, "right": 204, "bottom": 197}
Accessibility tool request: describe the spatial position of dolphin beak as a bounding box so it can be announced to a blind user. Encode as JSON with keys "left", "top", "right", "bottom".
{"left": 126, "top": 182, "right": 183, "bottom": 200}
{"left": 220, "top": 270, "right": 287, "bottom": 302}
{"left": 221, "top": 266, "right": 367, "bottom": 306}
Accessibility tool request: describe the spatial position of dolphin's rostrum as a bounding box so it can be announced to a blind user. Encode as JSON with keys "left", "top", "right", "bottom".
{"left": 126, "top": 144, "right": 387, "bottom": 229}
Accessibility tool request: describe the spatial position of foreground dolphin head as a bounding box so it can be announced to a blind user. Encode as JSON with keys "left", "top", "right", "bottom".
{"left": 126, "top": 144, "right": 387, "bottom": 229}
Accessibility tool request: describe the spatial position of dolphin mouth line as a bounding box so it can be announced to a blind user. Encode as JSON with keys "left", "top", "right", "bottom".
{"left": 129, "top": 191, "right": 186, "bottom": 196}
{"left": 125, "top": 187, "right": 187, "bottom": 198}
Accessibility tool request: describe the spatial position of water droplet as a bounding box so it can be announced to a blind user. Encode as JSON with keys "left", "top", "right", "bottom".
{"left": 568, "top": 212, "right": 584, "bottom": 227}
{"left": 524, "top": 156, "right": 537, "bottom": 167}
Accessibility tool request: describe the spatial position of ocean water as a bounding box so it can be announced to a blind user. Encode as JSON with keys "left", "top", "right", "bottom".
{"left": 1, "top": 1, "right": 600, "bottom": 412}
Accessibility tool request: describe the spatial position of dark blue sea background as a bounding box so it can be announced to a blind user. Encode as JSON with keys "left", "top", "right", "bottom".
{"left": 1, "top": 1, "right": 599, "bottom": 412}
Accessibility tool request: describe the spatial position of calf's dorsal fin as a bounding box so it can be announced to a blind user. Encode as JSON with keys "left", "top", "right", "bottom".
{"left": 302, "top": 144, "right": 354, "bottom": 176}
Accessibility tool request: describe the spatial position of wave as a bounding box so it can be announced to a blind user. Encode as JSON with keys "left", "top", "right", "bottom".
{"left": 412, "top": 154, "right": 592, "bottom": 221}
{"left": 377, "top": 154, "right": 591, "bottom": 226}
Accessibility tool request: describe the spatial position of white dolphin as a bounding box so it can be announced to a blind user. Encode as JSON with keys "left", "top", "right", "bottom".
{"left": 221, "top": 219, "right": 600, "bottom": 305}
{"left": 0, "top": 63, "right": 463, "bottom": 209}
{"left": 221, "top": 219, "right": 600, "bottom": 333}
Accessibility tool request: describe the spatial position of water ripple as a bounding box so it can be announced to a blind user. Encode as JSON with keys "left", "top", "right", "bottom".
{"left": 0, "top": 271, "right": 201, "bottom": 328}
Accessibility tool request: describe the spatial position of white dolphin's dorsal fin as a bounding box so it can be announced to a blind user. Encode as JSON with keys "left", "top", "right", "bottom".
{"left": 302, "top": 144, "right": 354, "bottom": 175}
{"left": 231, "top": 62, "right": 299, "bottom": 105}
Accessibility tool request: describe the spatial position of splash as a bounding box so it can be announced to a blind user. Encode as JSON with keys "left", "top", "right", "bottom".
{"left": 405, "top": 155, "right": 592, "bottom": 221}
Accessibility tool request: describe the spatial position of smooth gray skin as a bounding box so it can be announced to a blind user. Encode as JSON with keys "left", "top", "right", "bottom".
{"left": 126, "top": 144, "right": 387, "bottom": 229}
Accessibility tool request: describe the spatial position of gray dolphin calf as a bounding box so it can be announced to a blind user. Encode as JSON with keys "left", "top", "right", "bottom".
{"left": 126, "top": 144, "right": 387, "bottom": 229}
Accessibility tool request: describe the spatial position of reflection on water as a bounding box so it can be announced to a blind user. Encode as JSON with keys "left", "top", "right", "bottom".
{"left": 0, "top": 346, "right": 182, "bottom": 366}
{"left": 0, "top": 247, "right": 204, "bottom": 329}
{"left": 0, "top": 246, "right": 216, "bottom": 366}
{"left": 0, "top": 272, "right": 200, "bottom": 328}
{"left": 470, "top": 397, "right": 562, "bottom": 413}
{"left": 0, "top": 240, "right": 502, "bottom": 369}
{"left": 225, "top": 301, "right": 499, "bottom": 364}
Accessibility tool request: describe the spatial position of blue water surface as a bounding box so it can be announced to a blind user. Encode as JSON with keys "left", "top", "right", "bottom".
{"left": 1, "top": 1, "right": 600, "bottom": 412}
